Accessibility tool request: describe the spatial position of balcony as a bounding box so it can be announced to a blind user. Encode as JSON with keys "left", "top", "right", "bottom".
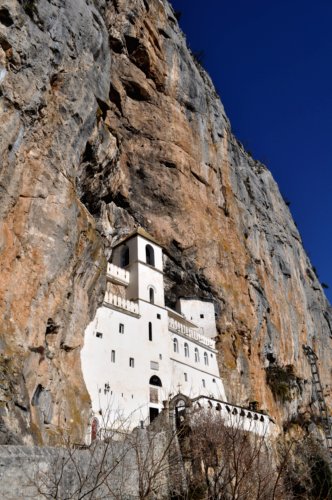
{"left": 104, "top": 291, "right": 139, "bottom": 316}
{"left": 107, "top": 263, "right": 130, "bottom": 286}
{"left": 168, "top": 317, "right": 215, "bottom": 349}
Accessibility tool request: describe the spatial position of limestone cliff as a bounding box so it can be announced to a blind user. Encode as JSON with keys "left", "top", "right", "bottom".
{"left": 0, "top": 0, "right": 331, "bottom": 444}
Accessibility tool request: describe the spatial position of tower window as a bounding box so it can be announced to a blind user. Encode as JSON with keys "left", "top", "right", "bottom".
{"left": 145, "top": 244, "right": 155, "bottom": 267}
{"left": 157, "top": 313, "right": 161, "bottom": 319}
{"left": 184, "top": 373, "right": 188, "bottom": 382}
{"left": 200, "top": 314, "right": 204, "bottom": 318}
{"left": 149, "top": 287, "right": 155, "bottom": 304}
{"left": 96, "top": 332, "right": 103, "bottom": 338}
{"left": 111, "top": 350, "right": 115, "bottom": 363}
{"left": 184, "top": 343, "right": 189, "bottom": 358}
{"left": 194, "top": 348, "right": 200, "bottom": 363}
{"left": 202, "top": 379, "right": 206, "bottom": 388}
{"left": 173, "top": 338, "right": 179, "bottom": 353}
{"left": 119, "top": 323, "right": 124, "bottom": 334}
{"left": 120, "top": 246, "right": 129, "bottom": 267}
{"left": 129, "top": 357, "right": 135, "bottom": 368}
{"left": 149, "top": 322, "right": 152, "bottom": 341}
{"left": 204, "top": 352, "right": 209, "bottom": 366}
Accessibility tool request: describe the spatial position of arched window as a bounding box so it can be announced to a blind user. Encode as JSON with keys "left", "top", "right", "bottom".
{"left": 148, "top": 322, "right": 152, "bottom": 341}
{"left": 173, "top": 338, "right": 179, "bottom": 353}
{"left": 149, "top": 287, "right": 154, "bottom": 304}
{"left": 149, "top": 375, "right": 162, "bottom": 387}
{"left": 204, "top": 352, "right": 208, "bottom": 366}
{"left": 194, "top": 347, "right": 200, "bottom": 363}
{"left": 146, "top": 244, "right": 155, "bottom": 267}
{"left": 120, "top": 246, "right": 129, "bottom": 267}
{"left": 184, "top": 343, "right": 189, "bottom": 358}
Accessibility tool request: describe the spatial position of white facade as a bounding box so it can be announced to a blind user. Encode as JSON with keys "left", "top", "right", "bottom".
{"left": 81, "top": 229, "right": 270, "bottom": 439}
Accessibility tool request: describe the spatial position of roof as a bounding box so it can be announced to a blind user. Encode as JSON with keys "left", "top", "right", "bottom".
{"left": 112, "top": 227, "right": 161, "bottom": 248}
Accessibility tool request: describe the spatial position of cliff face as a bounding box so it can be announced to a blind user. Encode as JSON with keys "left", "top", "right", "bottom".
{"left": 0, "top": 0, "right": 331, "bottom": 444}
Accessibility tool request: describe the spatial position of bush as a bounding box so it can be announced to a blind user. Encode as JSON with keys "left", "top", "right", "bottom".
{"left": 266, "top": 364, "right": 300, "bottom": 403}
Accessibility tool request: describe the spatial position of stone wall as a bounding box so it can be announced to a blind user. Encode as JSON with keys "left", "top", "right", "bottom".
{"left": 0, "top": 429, "right": 171, "bottom": 499}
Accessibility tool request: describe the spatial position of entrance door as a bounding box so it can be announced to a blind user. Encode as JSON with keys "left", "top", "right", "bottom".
{"left": 149, "top": 407, "right": 159, "bottom": 423}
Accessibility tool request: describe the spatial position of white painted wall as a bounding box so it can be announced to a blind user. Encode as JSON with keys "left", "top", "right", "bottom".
{"left": 177, "top": 299, "right": 217, "bottom": 338}
{"left": 81, "top": 232, "right": 270, "bottom": 439}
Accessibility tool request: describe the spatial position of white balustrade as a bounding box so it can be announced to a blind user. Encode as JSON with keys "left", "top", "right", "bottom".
{"left": 168, "top": 317, "right": 215, "bottom": 349}
{"left": 104, "top": 291, "right": 139, "bottom": 315}
{"left": 107, "top": 263, "right": 130, "bottom": 285}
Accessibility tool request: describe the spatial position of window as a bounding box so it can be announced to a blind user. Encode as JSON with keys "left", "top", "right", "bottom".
{"left": 150, "top": 387, "right": 158, "bottom": 403}
{"left": 157, "top": 313, "right": 161, "bottom": 319}
{"left": 148, "top": 322, "right": 152, "bottom": 341}
{"left": 111, "top": 350, "right": 115, "bottom": 363}
{"left": 184, "top": 373, "right": 188, "bottom": 382}
{"left": 202, "top": 379, "right": 206, "bottom": 388}
{"left": 96, "top": 332, "right": 103, "bottom": 338}
{"left": 159, "top": 353, "right": 162, "bottom": 360}
{"left": 145, "top": 244, "right": 155, "bottom": 266}
{"left": 184, "top": 343, "right": 189, "bottom": 358}
{"left": 204, "top": 352, "right": 209, "bottom": 366}
{"left": 194, "top": 347, "right": 200, "bottom": 363}
{"left": 200, "top": 314, "right": 204, "bottom": 318}
{"left": 120, "top": 246, "right": 129, "bottom": 267}
{"left": 150, "top": 361, "right": 159, "bottom": 370}
{"left": 149, "top": 287, "right": 155, "bottom": 304}
{"left": 173, "top": 338, "right": 179, "bottom": 353}
{"left": 129, "top": 357, "right": 134, "bottom": 368}
{"left": 212, "top": 378, "right": 216, "bottom": 383}
{"left": 119, "top": 323, "right": 124, "bottom": 334}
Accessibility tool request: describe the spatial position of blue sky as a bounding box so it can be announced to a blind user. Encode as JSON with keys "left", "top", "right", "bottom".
{"left": 170, "top": 0, "right": 332, "bottom": 303}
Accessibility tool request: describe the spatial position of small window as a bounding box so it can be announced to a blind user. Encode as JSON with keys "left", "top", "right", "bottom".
{"left": 146, "top": 244, "right": 155, "bottom": 267}
{"left": 202, "top": 379, "right": 206, "bottom": 388}
{"left": 157, "top": 313, "right": 161, "bottom": 319}
{"left": 111, "top": 350, "right": 115, "bottom": 363}
{"left": 204, "top": 352, "right": 209, "bottom": 366}
{"left": 212, "top": 378, "right": 216, "bottom": 383}
{"left": 184, "top": 343, "right": 189, "bottom": 358}
{"left": 129, "top": 357, "right": 135, "bottom": 368}
{"left": 119, "top": 323, "right": 124, "bottom": 334}
{"left": 200, "top": 314, "right": 204, "bottom": 318}
{"left": 194, "top": 347, "right": 200, "bottom": 363}
{"left": 96, "top": 332, "right": 103, "bottom": 338}
{"left": 159, "top": 354, "right": 162, "bottom": 360}
{"left": 149, "top": 287, "right": 155, "bottom": 304}
{"left": 148, "top": 322, "right": 152, "bottom": 341}
{"left": 173, "top": 338, "right": 179, "bottom": 353}
{"left": 150, "top": 361, "right": 159, "bottom": 370}
{"left": 184, "top": 373, "right": 188, "bottom": 382}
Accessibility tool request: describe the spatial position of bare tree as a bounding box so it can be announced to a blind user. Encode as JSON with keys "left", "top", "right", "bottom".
{"left": 181, "top": 408, "right": 287, "bottom": 500}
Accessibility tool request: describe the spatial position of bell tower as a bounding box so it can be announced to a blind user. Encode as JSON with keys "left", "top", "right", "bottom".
{"left": 111, "top": 228, "right": 165, "bottom": 307}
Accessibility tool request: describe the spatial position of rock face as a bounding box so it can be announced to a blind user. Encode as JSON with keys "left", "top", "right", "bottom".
{"left": 0, "top": 0, "right": 331, "bottom": 444}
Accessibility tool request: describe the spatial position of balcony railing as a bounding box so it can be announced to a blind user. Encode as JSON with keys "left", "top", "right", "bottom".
{"left": 107, "top": 263, "right": 130, "bottom": 286}
{"left": 168, "top": 318, "right": 215, "bottom": 349}
{"left": 104, "top": 292, "right": 139, "bottom": 315}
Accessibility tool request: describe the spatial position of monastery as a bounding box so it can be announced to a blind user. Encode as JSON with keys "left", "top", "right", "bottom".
{"left": 81, "top": 229, "right": 271, "bottom": 440}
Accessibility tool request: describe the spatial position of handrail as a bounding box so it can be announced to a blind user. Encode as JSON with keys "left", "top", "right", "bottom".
{"left": 168, "top": 317, "right": 215, "bottom": 349}
{"left": 104, "top": 292, "right": 139, "bottom": 315}
{"left": 107, "top": 263, "right": 130, "bottom": 285}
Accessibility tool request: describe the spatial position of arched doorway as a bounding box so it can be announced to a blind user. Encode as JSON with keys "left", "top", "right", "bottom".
{"left": 120, "top": 246, "right": 129, "bottom": 267}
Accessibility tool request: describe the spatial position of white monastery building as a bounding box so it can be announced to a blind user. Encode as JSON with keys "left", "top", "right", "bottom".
{"left": 81, "top": 228, "right": 271, "bottom": 438}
